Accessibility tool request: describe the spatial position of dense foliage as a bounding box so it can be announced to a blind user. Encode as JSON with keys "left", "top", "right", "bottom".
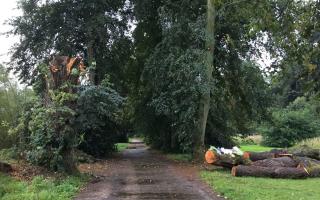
{"left": 130, "top": 0, "right": 272, "bottom": 152}
{"left": 4, "top": 0, "right": 320, "bottom": 168}
{"left": 77, "top": 85, "right": 124, "bottom": 157}
{"left": 0, "top": 64, "right": 34, "bottom": 149}
{"left": 260, "top": 97, "right": 320, "bottom": 147}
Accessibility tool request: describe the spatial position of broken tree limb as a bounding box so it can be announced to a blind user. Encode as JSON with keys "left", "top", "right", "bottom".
{"left": 251, "top": 157, "right": 298, "bottom": 168}
{"left": 231, "top": 165, "right": 309, "bottom": 179}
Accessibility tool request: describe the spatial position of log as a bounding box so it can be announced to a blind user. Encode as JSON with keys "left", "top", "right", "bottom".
{"left": 295, "top": 157, "right": 320, "bottom": 177}
{"left": 290, "top": 146, "right": 320, "bottom": 160}
{"left": 252, "top": 157, "right": 297, "bottom": 168}
{"left": 244, "top": 152, "right": 275, "bottom": 161}
{"left": 232, "top": 165, "right": 309, "bottom": 179}
{"left": 0, "top": 161, "right": 12, "bottom": 173}
{"left": 205, "top": 150, "right": 217, "bottom": 164}
{"left": 205, "top": 150, "right": 250, "bottom": 168}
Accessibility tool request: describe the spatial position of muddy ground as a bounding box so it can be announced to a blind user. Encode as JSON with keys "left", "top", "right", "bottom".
{"left": 75, "top": 140, "right": 223, "bottom": 200}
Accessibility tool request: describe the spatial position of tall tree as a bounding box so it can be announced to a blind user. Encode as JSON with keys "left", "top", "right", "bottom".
{"left": 9, "top": 0, "right": 131, "bottom": 89}
{"left": 194, "top": 0, "right": 215, "bottom": 158}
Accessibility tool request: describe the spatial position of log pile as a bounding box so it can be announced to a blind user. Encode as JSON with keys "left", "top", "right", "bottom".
{"left": 205, "top": 146, "right": 320, "bottom": 179}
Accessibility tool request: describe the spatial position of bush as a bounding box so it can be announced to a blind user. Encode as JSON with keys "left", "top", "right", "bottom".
{"left": 12, "top": 92, "right": 79, "bottom": 173}
{"left": 261, "top": 97, "right": 320, "bottom": 147}
{"left": 76, "top": 85, "right": 124, "bottom": 157}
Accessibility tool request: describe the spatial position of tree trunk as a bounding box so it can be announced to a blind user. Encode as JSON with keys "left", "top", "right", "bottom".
{"left": 194, "top": 0, "right": 216, "bottom": 159}
{"left": 62, "top": 148, "right": 78, "bottom": 175}
{"left": 0, "top": 161, "right": 12, "bottom": 173}
{"left": 243, "top": 152, "right": 276, "bottom": 161}
{"left": 232, "top": 165, "right": 309, "bottom": 179}
{"left": 295, "top": 157, "right": 320, "bottom": 177}
{"left": 87, "top": 43, "right": 95, "bottom": 85}
{"left": 205, "top": 150, "right": 250, "bottom": 168}
{"left": 290, "top": 147, "right": 320, "bottom": 160}
{"left": 252, "top": 157, "right": 297, "bottom": 168}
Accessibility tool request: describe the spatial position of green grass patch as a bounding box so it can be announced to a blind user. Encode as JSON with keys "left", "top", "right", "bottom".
{"left": 166, "top": 154, "right": 192, "bottom": 162}
{"left": 116, "top": 143, "right": 129, "bottom": 152}
{"left": 240, "top": 145, "right": 274, "bottom": 152}
{"left": 0, "top": 173, "right": 88, "bottom": 200}
{"left": 201, "top": 169, "right": 320, "bottom": 200}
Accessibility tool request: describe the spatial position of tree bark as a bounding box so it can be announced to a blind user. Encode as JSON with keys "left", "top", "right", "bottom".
{"left": 232, "top": 165, "right": 309, "bottom": 179}
{"left": 252, "top": 157, "right": 297, "bottom": 168}
{"left": 87, "top": 43, "right": 95, "bottom": 85}
{"left": 62, "top": 148, "right": 78, "bottom": 175}
{"left": 205, "top": 150, "right": 250, "bottom": 168}
{"left": 290, "top": 147, "right": 320, "bottom": 160}
{"left": 194, "top": 0, "right": 216, "bottom": 159}
{"left": 0, "top": 161, "right": 12, "bottom": 173}
{"left": 243, "top": 151, "right": 276, "bottom": 161}
{"left": 295, "top": 156, "right": 320, "bottom": 177}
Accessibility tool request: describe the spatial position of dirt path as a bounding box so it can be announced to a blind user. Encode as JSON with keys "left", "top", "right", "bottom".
{"left": 75, "top": 139, "right": 223, "bottom": 200}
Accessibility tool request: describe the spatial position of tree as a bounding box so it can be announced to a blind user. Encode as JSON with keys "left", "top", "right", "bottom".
{"left": 0, "top": 64, "right": 34, "bottom": 149}
{"left": 129, "top": 0, "right": 273, "bottom": 155}
{"left": 9, "top": 0, "right": 131, "bottom": 88}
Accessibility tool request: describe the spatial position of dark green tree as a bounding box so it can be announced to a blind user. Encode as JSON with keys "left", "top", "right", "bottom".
{"left": 9, "top": 0, "right": 131, "bottom": 89}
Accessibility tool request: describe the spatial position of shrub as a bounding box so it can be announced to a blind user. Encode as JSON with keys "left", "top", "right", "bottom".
{"left": 76, "top": 85, "right": 124, "bottom": 157}
{"left": 29, "top": 93, "right": 78, "bottom": 173}
{"left": 261, "top": 97, "right": 320, "bottom": 147}
{"left": 11, "top": 92, "right": 79, "bottom": 173}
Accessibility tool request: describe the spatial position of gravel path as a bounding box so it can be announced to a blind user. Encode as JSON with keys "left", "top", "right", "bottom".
{"left": 75, "top": 140, "right": 223, "bottom": 200}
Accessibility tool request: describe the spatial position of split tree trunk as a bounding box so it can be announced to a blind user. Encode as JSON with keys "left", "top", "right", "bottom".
{"left": 232, "top": 165, "right": 309, "bottom": 179}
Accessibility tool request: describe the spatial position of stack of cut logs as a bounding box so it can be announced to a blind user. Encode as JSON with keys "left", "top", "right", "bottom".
{"left": 205, "top": 146, "right": 320, "bottom": 178}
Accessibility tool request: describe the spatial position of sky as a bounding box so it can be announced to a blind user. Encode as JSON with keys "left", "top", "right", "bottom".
{"left": 0, "top": 0, "right": 20, "bottom": 64}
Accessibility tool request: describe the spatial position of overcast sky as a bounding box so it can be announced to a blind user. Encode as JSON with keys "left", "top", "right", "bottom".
{"left": 0, "top": 0, "right": 20, "bottom": 64}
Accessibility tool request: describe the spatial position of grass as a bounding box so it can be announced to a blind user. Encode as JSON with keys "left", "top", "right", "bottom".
{"left": 295, "top": 137, "right": 320, "bottom": 149}
{"left": 201, "top": 169, "right": 320, "bottom": 200}
{"left": 166, "top": 154, "right": 192, "bottom": 162}
{"left": 240, "top": 145, "right": 275, "bottom": 152}
{"left": 0, "top": 173, "right": 88, "bottom": 200}
{"left": 116, "top": 143, "right": 129, "bottom": 152}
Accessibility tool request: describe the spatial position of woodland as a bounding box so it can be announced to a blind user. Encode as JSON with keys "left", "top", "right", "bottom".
{"left": 0, "top": 0, "right": 319, "bottom": 177}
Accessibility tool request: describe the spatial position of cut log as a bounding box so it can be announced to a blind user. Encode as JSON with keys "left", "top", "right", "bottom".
{"left": 205, "top": 150, "right": 217, "bottom": 164}
{"left": 0, "top": 161, "right": 12, "bottom": 173}
{"left": 244, "top": 152, "right": 275, "bottom": 161}
{"left": 294, "top": 157, "right": 320, "bottom": 177}
{"left": 252, "top": 157, "right": 297, "bottom": 168}
{"left": 232, "top": 165, "right": 309, "bottom": 179}
{"left": 205, "top": 150, "right": 250, "bottom": 168}
{"left": 290, "top": 146, "right": 320, "bottom": 160}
